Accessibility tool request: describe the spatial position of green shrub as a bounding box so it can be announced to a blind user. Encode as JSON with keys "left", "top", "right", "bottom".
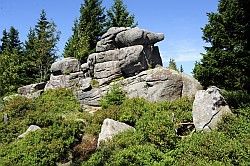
{"left": 0, "top": 120, "right": 83, "bottom": 166}
{"left": 0, "top": 88, "right": 85, "bottom": 165}
{"left": 90, "top": 79, "right": 99, "bottom": 88}
{"left": 106, "top": 145, "right": 172, "bottom": 166}
{"left": 136, "top": 105, "right": 177, "bottom": 150}
{"left": 100, "top": 83, "right": 126, "bottom": 109}
{"left": 222, "top": 90, "right": 250, "bottom": 109}
{"left": 172, "top": 131, "right": 250, "bottom": 165}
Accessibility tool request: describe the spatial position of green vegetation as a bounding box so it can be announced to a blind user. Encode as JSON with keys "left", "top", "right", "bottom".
{"left": 63, "top": 0, "right": 137, "bottom": 63}
{"left": 0, "top": 89, "right": 84, "bottom": 165}
{"left": 63, "top": 0, "right": 105, "bottom": 63}
{"left": 90, "top": 79, "right": 100, "bottom": 88}
{"left": 0, "top": 9, "right": 60, "bottom": 96}
{"left": 0, "top": 87, "right": 249, "bottom": 165}
{"left": 100, "top": 83, "right": 126, "bottom": 109}
{"left": 193, "top": 0, "right": 250, "bottom": 92}
{"left": 106, "top": 0, "right": 137, "bottom": 30}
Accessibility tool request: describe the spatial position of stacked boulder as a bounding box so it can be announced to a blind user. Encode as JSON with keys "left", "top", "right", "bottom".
{"left": 17, "top": 27, "right": 203, "bottom": 107}
{"left": 44, "top": 57, "right": 82, "bottom": 90}
{"left": 81, "top": 27, "right": 164, "bottom": 86}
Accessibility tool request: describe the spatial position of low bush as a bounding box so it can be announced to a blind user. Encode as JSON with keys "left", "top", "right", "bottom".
{"left": 222, "top": 90, "right": 250, "bottom": 109}
{"left": 0, "top": 88, "right": 85, "bottom": 165}
{"left": 100, "top": 83, "right": 126, "bottom": 109}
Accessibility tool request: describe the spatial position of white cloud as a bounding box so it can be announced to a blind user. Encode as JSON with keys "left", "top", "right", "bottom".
{"left": 159, "top": 38, "right": 206, "bottom": 63}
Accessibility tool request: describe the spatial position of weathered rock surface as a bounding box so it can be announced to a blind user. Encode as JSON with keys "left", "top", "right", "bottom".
{"left": 97, "top": 118, "right": 135, "bottom": 147}
{"left": 18, "top": 125, "right": 41, "bottom": 139}
{"left": 18, "top": 82, "right": 46, "bottom": 98}
{"left": 181, "top": 73, "right": 203, "bottom": 98}
{"left": 50, "top": 57, "right": 80, "bottom": 75}
{"left": 44, "top": 72, "right": 83, "bottom": 91}
{"left": 96, "top": 27, "right": 164, "bottom": 52}
{"left": 192, "top": 86, "right": 231, "bottom": 132}
{"left": 120, "top": 67, "right": 183, "bottom": 102}
{"left": 17, "top": 27, "right": 203, "bottom": 108}
{"left": 89, "top": 44, "right": 161, "bottom": 83}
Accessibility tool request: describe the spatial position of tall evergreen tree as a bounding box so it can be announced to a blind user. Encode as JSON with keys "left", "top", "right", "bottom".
{"left": 23, "top": 28, "right": 38, "bottom": 82}
{"left": 0, "top": 29, "right": 9, "bottom": 53}
{"left": 63, "top": 0, "right": 105, "bottom": 63}
{"left": 0, "top": 27, "right": 29, "bottom": 96}
{"left": 32, "top": 9, "right": 60, "bottom": 82}
{"left": 106, "top": 0, "right": 137, "bottom": 29}
{"left": 168, "top": 58, "right": 178, "bottom": 71}
{"left": 193, "top": 0, "right": 250, "bottom": 92}
{"left": 63, "top": 20, "right": 81, "bottom": 59}
{"left": 180, "top": 65, "right": 184, "bottom": 73}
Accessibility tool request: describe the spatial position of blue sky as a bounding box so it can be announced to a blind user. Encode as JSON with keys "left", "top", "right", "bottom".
{"left": 0, "top": 0, "right": 219, "bottom": 75}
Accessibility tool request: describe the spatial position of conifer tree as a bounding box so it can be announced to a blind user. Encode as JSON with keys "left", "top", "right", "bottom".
{"left": 106, "top": 0, "right": 137, "bottom": 29}
{"left": 0, "top": 29, "right": 9, "bottom": 53}
{"left": 168, "top": 58, "right": 178, "bottom": 71}
{"left": 63, "top": 0, "right": 105, "bottom": 63}
{"left": 0, "top": 27, "right": 29, "bottom": 95}
{"left": 193, "top": 0, "right": 250, "bottom": 92}
{"left": 180, "top": 65, "right": 184, "bottom": 73}
{"left": 31, "top": 9, "right": 60, "bottom": 82}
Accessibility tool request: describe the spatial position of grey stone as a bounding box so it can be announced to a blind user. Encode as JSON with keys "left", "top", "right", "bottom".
{"left": 17, "top": 82, "right": 46, "bottom": 98}
{"left": 94, "top": 61, "right": 122, "bottom": 85}
{"left": 50, "top": 57, "right": 80, "bottom": 75}
{"left": 77, "top": 88, "right": 102, "bottom": 106}
{"left": 3, "top": 94, "right": 20, "bottom": 101}
{"left": 115, "top": 27, "right": 164, "bottom": 47}
{"left": 4, "top": 113, "right": 8, "bottom": 124}
{"left": 96, "top": 27, "right": 131, "bottom": 52}
{"left": 79, "top": 77, "right": 92, "bottom": 91}
{"left": 192, "top": 86, "right": 232, "bottom": 132}
{"left": 181, "top": 73, "right": 203, "bottom": 98}
{"left": 101, "top": 27, "right": 131, "bottom": 39}
{"left": 121, "top": 67, "right": 183, "bottom": 102}
{"left": 45, "top": 72, "right": 83, "bottom": 91}
{"left": 18, "top": 125, "right": 41, "bottom": 139}
{"left": 118, "top": 45, "right": 149, "bottom": 77}
{"left": 97, "top": 118, "right": 135, "bottom": 147}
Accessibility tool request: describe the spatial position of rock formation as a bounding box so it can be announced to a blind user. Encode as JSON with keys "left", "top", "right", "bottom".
{"left": 18, "top": 125, "right": 41, "bottom": 139}
{"left": 192, "top": 86, "right": 232, "bottom": 132}
{"left": 97, "top": 118, "right": 135, "bottom": 147}
{"left": 17, "top": 27, "right": 202, "bottom": 107}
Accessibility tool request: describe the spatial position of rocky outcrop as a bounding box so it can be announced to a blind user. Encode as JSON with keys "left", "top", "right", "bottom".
{"left": 82, "top": 27, "right": 164, "bottom": 86}
{"left": 18, "top": 125, "right": 41, "bottom": 139}
{"left": 181, "top": 73, "right": 203, "bottom": 98}
{"left": 119, "top": 66, "right": 183, "bottom": 102}
{"left": 192, "top": 86, "right": 232, "bottom": 132}
{"left": 17, "top": 82, "right": 46, "bottom": 98}
{"left": 97, "top": 118, "right": 135, "bottom": 147}
{"left": 50, "top": 57, "right": 80, "bottom": 75}
{"left": 17, "top": 27, "right": 202, "bottom": 107}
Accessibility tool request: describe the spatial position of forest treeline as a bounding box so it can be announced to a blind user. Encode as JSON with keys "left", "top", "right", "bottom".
{"left": 0, "top": 0, "right": 250, "bottom": 96}
{"left": 0, "top": 0, "right": 136, "bottom": 96}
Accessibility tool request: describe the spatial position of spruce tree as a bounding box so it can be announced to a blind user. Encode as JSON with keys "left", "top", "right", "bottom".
{"left": 0, "top": 27, "right": 29, "bottom": 96}
{"left": 63, "top": 0, "right": 105, "bottom": 63}
{"left": 0, "top": 29, "right": 9, "bottom": 53}
{"left": 193, "top": 0, "right": 250, "bottom": 92}
{"left": 106, "top": 0, "right": 137, "bottom": 29}
{"left": 168, "top": 58, "right": 178, "bottom": 71}
{"left": 33, "top": 9, "right": 60, "bottom": 82}
{"left": 63, "top": 20, "right": 81, "bottom": 59}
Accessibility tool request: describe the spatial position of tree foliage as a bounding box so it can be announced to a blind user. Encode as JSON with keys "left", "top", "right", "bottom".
{"left": 0, "top": 27, "right": 31, "bottom": 96}
{"left": 168, "top": 58, "right": 178, "bottom": 71}
{"left": 193, "top": 0, "right": 250, "bottom": 92}
{"left": 63, "top": 0, "right": 105, "bottom": 63}
{"left": 106, "top": 0, "right": 137, "bottom": 29}
{"left": 31, "top": 9, "right": 60, "bottom": 82}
